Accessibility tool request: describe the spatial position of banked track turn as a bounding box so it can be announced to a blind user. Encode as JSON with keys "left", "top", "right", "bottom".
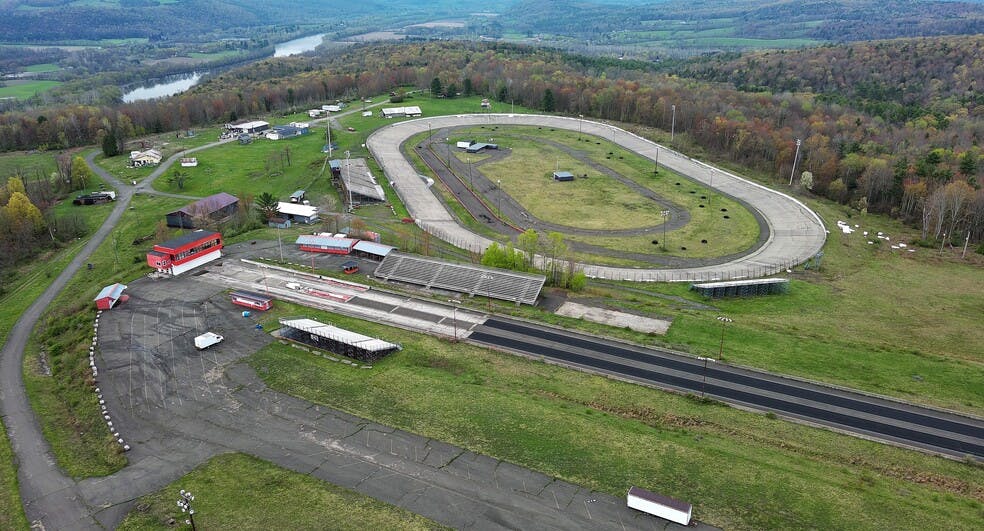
{"left": 368, "top": 114, "right": 827, "bottom": 282}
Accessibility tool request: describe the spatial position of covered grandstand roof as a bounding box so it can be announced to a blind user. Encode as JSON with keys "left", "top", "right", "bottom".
{"left": 281, "top": 318, "right": 397, "bottom": 352}
{"left": 373, "top": 252, "right": 545, "bottom": 305}
{"left": 338, "top": 158, "right": 386, "bottom": 202}
{"left": 352, "top": 240, "right": 396, "bottom": 258}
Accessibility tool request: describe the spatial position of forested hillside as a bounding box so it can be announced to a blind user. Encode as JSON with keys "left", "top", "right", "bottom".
{"left": 0, "top": 0, "right": 462, "bottom": 42}
{"left": 675, "top": 35, "right": 984, "bottom": 123}
{"left": 1, "top": 40, "right": 981, "bottom": 244}
{"left": 502, "top": 0, "right": 984, "bottom": 49}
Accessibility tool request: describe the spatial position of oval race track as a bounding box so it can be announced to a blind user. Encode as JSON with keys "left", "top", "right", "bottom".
{"left": 367, "top": 114, "right": 827, "bottom": 282}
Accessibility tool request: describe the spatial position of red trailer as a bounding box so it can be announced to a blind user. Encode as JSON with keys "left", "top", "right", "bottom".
{"left": 230, "top": 290, "right": 273, "bottom": 311}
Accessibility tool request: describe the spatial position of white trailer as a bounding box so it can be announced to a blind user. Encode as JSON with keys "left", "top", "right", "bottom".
{"left": 194, "top": 332, "right": 224, "bottom": 350}
{"left": 627, "top": 486, "right": 692, "bottom": 526}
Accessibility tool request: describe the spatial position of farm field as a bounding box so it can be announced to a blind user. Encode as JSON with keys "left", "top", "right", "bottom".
{"left": 0, "top": 80, "right": 62, "bottom": 99}
{"left": 248, "top": 302, "right": 984, "bottom": 531}
{"left": 0, "top": 150, "right": 57, "bottom": 179}
{"left": 118, "top": 453, "right": 445, "bottom": 531}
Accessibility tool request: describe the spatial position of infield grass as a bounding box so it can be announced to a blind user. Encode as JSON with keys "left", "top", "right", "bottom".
{"left": 118, "top": 453, "right": 445, "bottom": 531}
{"left": 248, "top": 302, "right": 984, "bottom": 531}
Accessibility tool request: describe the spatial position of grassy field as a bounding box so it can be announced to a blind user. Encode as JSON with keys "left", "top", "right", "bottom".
{"left": 24, "top": 63, "right": 62, "bottom": 73}
{"left": 443, "top": 125, "right": 759, "bottom": 259}
{"left": 94, "top": 127, "right": 224, "bottom": 184}
{"left": 0, "top": 150, "right": 57, "bottom": 181}
{"left": 0, "top": 420, "right": 28, "bottom": 530}
{"left": 150, "top": 127, "right": 338, "bottom": 201}
{"left": 23, "top": 194, "right": 188, "bottom": 478}
{"left": 247, "top": 302, "right": 984, "bottom": 530}
{"left": 0, "top": 80, "right": 62, "bottom": 99}
{"left": 118, "top": 453, "right": 445, "bottom": 531}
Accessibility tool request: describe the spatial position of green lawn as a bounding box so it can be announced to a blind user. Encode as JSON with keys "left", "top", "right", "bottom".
{"left": 0, "top": 420, "right": 28, "bottom": 530}
{"left": 438, "top": 125, "right": 759, "bottom": 259}
{"left": 0, "top": 80, "right": 62, "bottom": 99}
{"left": 248, "top": 303, "right": 984, "bottom": 531}
{"left": 118, "top": 453, "right": 445, "bottom": 531}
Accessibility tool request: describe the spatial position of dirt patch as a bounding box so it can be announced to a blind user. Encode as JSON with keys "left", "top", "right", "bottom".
{"left": 555, "top": 301, "right": 671, "bottom": 334}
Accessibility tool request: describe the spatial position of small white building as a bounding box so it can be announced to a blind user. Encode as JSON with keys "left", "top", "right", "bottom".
{"left": 308, "top": 109, "right": 326, "bottom": 118}
{"left": 322, "top": 104, "right": 342, "bottom": 112}
{"left": 179, "top": 157, "right": 198, "bottom": 167}
{"left": 380, "top": 106, "right": 422, "bottom": 118}
{"left": 276, "top": 202, "right": 319, "bottom": 224}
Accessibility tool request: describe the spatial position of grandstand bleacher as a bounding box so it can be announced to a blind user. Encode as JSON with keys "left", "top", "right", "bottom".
{"left": 278, "top": 317, "right": 400, "bottom": 362}
{"left": 690, "top": 278, "right": 789, "bottom": 298}
{"left": 373, "top": 252, "right": 545, "bottom": 305}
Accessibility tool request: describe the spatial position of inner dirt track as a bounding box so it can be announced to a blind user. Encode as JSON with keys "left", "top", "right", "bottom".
{"left": 368, "top": 114, "right": 827, "bottom": 282}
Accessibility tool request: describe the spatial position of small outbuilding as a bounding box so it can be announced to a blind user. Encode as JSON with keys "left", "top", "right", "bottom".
{"left": 94, "top": 283, "right": 128, "bottom": 310}
{"left": 295, "top": 235, "right": 357, "bottom": 254}
{"left": 179, "top": 157, "right": 198, "bottom": 167}
{"left": 466, "top": 142, "right": 498, "bottom": 153}
{"left": 277, "top": 202, "right": 319, "bottom": 224}
{"left": 166, "top": 192, "right": 239, "bottom": 229}
{"left": 352, "top": 240, "right": 397, "bottom": 261}
{"left": 268, "top": 217, "right": 291, "bottom": 229}
{"left": 553, "top": 171, "right": 575, "bottom": 182}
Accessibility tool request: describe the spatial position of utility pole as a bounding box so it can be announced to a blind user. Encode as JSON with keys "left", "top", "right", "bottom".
{"left": 962, "top": 232, "right": 970, "bottom": 258}
{"left": 788, "top": 138, "right": 802, "bottom": 186}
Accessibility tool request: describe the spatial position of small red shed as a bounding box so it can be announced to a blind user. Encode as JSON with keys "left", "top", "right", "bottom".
{"left": 94, "top": 283, "right": 128, "bottom": 310}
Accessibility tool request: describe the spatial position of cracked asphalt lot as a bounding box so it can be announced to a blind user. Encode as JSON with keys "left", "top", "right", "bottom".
{"left": 87, "top": 274, "right": 710, "bottom": 530}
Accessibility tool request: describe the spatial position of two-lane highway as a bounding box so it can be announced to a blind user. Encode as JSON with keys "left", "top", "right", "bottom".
{"left": 468, "top": 318, "right": 984, "bottom": 459}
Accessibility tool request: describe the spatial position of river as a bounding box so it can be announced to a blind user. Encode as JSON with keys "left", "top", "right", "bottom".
{"left": 122, "top": 33, "right": 326, "bottom": 102}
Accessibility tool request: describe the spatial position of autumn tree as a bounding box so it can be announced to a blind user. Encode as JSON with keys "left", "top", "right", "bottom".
{"left": 70, "top": 156, "right": 91, "bottom": 191}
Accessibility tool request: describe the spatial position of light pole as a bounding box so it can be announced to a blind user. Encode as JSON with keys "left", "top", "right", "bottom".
{"left": 697, "top": 356, "right": 715, "bottom": 399}
{"left": 670, "top": 104, "right": 676, "bottom": 141}
{"left": 660, "top": 210, "right": 670, "bottom": 250}
{"left": 446, "top": 137, "right": 451, "bottom": 169}
{"left": 717, "top": 316, "right": 732, "bottom": 359}
{"left": 447, "top": 299, "right": 460, "bottom": 341}
{"left": 788, "top": 138, "right": 802, "bottom": 186}
{"left": 578, "top": 114, "right": 583, "bottom": 139}
{"left": 177, "top": 489, "right": 197, "bottom": 531}
{"left": 467, "top": 156, "right": 472, "bottom": 190}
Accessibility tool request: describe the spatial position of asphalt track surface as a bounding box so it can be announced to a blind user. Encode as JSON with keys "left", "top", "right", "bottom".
{"left": 468, "top": 318, "right": 984, "bottom": 460}
{"left": 368, "top": 114, "right": 827, "bottom": 281}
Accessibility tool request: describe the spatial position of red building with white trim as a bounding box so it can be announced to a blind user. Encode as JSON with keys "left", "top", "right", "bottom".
{"left": 146, "top": 230, "right": 223, "bottom": 276}
{"left": 230, "top": 291, "right": 273, "bottom": 311}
